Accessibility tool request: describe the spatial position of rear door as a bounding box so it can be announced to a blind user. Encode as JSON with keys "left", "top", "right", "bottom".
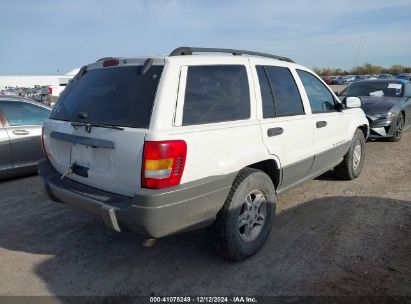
{"left": 295, "top": 69, "right": 350, "bottom": 175}
{"left": 0, "top": 100, "right": 50, "bottom": 168}
{"left": 253, "top": 64, "right": 314, "bottom": 192}
{"left": 44, "top": 60, "right": 164, "bottom": 197}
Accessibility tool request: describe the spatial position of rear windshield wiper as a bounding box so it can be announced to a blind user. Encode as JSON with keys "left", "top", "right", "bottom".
{"left": 71, "top": 122, "right": 124, "bottom": 132}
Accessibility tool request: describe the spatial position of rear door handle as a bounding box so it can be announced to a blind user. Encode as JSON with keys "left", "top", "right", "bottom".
{"left": 267, "top": 127, "right": 283, "bottom": 137}
{"left": 12, "top": 130, "right": 30, "bottom": 135}
{"left": 316, "top": 121, "right": 327, "bottom": 128}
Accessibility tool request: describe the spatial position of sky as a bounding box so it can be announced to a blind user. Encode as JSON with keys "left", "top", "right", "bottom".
{"left": 1, "top": 0, "right": 410, "bottom": 74}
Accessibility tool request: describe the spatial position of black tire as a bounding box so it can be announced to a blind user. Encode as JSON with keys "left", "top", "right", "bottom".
{"left": 387, "top": 113, "right": 404, "bottom": 142}
{"left": 334, "top": 129, "right": 366, "bottom": 180}
{"left": 208, "top": 168, "right": 276, "bottom": 261}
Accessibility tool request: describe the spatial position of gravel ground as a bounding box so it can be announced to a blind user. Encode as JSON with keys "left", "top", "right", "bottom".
{"left": 0, "top": 131, "right": 410, "bottom": 298}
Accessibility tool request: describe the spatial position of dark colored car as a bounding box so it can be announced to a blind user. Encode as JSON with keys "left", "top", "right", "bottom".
{"left": 338, "top": 79, "right": 411, "bottom": 141}
{"left": 0, "top": 96, "right": 51, "bottom": 179}
{"left": 396, "top": 73, "right": 411, "bottom": 81}
{"left": 321, "top": 76, "right": 333, "bottom": 85}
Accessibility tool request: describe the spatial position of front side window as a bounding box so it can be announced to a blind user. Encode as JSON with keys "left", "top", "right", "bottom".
{"left": 0, "top": 101, "right": 50, "bottom": 126}
{"left": 297, "top": 70, "right": 336, "bottom": 113}
{"left": 182, "top": 65, "right": 250, "bottom": 125}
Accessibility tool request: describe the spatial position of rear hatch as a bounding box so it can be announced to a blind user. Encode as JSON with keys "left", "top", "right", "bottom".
{"left": 43, "top": 59, "right": 164, "bottom": 197}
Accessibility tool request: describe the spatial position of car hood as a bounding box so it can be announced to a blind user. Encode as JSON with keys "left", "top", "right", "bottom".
{"left": 358, "top": 96, "right": 402, "bottom": 115}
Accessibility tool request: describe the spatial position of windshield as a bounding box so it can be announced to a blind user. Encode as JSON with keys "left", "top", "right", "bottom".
{"left": 50, "top": 65, "right": 163, "bottom": 128}
{"left": 347, "top": 82, "right": 404, "bottom": 98}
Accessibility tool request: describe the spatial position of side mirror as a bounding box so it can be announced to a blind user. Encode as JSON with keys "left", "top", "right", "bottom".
{"left": 345, "top": 97, "right": 361, "bottom": 108}
{"left": 334, "top": 91, "right": 340, "bottom": 96}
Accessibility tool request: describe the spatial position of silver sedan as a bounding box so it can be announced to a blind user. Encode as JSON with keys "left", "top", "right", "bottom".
{"left": 0, "top": 96, "right": 51, "bottom": 179}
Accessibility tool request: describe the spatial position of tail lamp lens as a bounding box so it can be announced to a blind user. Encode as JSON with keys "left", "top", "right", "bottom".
{"left": 142, "top": 140, "right": 187, "bottom": 189}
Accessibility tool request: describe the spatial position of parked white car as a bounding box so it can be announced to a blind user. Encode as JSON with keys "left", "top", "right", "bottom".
{"left": 39, "top": 47, "right": 369, "bottom": 260}
{"left": 336, "top": 75, "right": 355, "bottom": 85}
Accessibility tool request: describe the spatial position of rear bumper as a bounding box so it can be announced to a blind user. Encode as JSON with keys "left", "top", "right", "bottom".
{"left": 38, "top": 160, "right": 235, "bottom": 238}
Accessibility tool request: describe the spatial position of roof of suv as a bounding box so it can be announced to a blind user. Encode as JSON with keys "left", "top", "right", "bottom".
{"left": 90, "top": 47, "right": 298, "bottom": 69}
{"left": 84, "top": 47, "right": 310, "bottom": 76}
{"left": 96, "top": 47, "right": 294, "bottom": 63}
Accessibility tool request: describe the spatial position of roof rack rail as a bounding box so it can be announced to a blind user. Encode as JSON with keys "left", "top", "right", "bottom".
{"left": 169, "top": 47, "right": 294, "bottom": 63}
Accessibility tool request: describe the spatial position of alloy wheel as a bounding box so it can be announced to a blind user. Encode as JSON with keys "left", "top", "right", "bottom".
{"left": 353, "top": 139, "right": 362, "bottom": 171}
{"left": 395, "top": 115, "right": 404, "bottom": 139}
{"left": 238, "top": 190, "right": 267, "bottom": 242}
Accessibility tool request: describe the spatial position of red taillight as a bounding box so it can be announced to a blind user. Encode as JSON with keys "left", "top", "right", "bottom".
{"left": 41, "top": 126, "right": 49, "bottom": 160}
{"left": 103, "top": 58, "right": 119, "bottom": 67}
{"left": 141, "top": 140, "right": 187, "bottom": 189}
{"left": 48, "top": 86, "right": 52, "bottom": 95}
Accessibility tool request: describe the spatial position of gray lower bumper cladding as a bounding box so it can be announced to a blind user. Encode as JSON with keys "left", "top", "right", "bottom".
{"left": 38, "top": 160, "right": 235, "bottom": 238}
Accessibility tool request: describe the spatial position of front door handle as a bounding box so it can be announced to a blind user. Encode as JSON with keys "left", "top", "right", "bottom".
{"left": 316, "top": 121, "right": 327, "bottom": 128}
{"left": 267, "top": 127, "right": 283, "bottom": 137}
{"left": 12, "top": 130, "right": 30, "bottom": 135}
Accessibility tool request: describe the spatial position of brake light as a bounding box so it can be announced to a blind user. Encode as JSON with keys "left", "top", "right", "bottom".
{"left": 41, "top": 126, "right": 49, "bottom": 160}
{"left": 48, "top": 86, "right": 52, "bottom": 95}
{"left": 103, "top": 58, "right": 119, "bottom": 67}
{"left": 142, "top": 140, "right": 187, "bottom": 189}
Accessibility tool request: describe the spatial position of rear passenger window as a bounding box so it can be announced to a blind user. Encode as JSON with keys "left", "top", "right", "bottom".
{"left": 256, "top": 66, "right": 304, "bottom": 117}
{"left": 256, "top": 66, "right": 275, "bottom": 118}
{"left": 297, "top": 70, "right": 336, "bottom": 113}
{"left": 182, "top": 65, "right": 250, "bottom": 125}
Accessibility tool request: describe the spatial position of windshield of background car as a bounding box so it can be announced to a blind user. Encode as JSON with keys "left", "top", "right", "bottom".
{"left": 50, "top": 65, "right": 164, "bottom": 128}
{"left": 347, "top": 82, "right": 404, "bottom": 98}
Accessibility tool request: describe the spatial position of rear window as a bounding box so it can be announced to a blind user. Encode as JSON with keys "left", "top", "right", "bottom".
{"left": 182, "top": 65, "right": 250, "bottom": 125}
{"left": 50, "top": 65, "right": 164, "bottom": 128}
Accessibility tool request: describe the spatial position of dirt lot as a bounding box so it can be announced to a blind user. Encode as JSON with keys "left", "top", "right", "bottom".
{"left": 330, "top": 84, "right": 347, "bottom": 93}
{"left": 0, "top": 132, "right": 410, "bottom": 298}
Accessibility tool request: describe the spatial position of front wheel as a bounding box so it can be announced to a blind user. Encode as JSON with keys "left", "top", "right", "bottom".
{"left": 334, "top": 129, "right": 365, "bottom": 180}
{"left": 388, "top": 113, "right": 404, "bottom": 142}
{"left": 208, "top": 168, "right": 276, "bottom": 261}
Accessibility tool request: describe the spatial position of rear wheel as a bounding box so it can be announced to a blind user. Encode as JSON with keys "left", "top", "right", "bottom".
{"left": 208, "top": 168, "right": 276, "bottom": 261}
{"left": 388, "top": 113, "right": 404, "bottom": 142}
{"left": 334, "top": 129, "right": 365, "bottom": 180}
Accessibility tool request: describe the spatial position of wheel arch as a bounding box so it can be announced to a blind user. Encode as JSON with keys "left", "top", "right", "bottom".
{"left": 358, "top": 124, "right": 369, "bottom": 140}
{"left": 400, "top": 110, "right": 406, "bottom": 121}
{"left": 246, "top": 159, "right": 280, "bottom": 191}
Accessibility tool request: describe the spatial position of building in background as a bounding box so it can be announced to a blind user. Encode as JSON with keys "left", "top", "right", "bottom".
{"left": 0, "top": 68, "right": 79, "bottom": 97}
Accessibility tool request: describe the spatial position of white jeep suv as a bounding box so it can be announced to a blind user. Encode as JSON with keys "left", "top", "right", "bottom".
{"left": 39, "top": 47, "right": 369, "bottom": 261}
